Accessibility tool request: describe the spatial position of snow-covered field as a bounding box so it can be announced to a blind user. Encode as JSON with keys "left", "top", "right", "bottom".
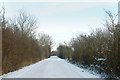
{"left": 1, "top": 56, "right": 99, "bottom": 78}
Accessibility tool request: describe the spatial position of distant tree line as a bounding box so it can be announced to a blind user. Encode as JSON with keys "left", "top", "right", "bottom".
{"left": 0, "top": 7, "right": 53, "bottom": 74}
{"left": 56, "top": 11, "right": 120, "bottom": 78}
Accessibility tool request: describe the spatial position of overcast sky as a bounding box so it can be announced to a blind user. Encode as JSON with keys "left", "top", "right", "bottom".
{"left": 0, "top": 1, "right": 118, "bottom": 50}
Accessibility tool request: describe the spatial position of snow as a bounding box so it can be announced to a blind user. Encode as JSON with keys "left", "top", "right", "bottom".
{"left": 95, "top": 58, "right": 106, "bottom": 61}
{"left": 1, "top": 56, "right": 99, "bottom": 78}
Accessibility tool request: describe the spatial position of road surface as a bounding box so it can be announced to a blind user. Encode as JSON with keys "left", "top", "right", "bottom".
{"left": 1, "top": 56, "right": 99, "bottom": 78}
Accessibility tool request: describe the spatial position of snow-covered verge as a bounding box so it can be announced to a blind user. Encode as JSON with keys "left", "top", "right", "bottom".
{"left": 0, "top": 56, "right": 100, "bottom": 78}
{"left": 67, "top": 61, "right": 102, "bottom": 77}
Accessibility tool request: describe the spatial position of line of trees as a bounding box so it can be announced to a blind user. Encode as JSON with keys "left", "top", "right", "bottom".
{"left": 0, "top": 7, "right": 53, "bottom": 74}
{"left": 56, "top": 11, "right": 120, "bottom": 78}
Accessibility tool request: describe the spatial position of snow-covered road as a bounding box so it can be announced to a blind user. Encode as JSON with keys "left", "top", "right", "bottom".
{"left": 1, "top": 56, "right": 99, "bottom": 78}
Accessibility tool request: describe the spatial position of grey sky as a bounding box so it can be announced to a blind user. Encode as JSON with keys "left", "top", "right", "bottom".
{"left": 0, "top": 1, "right": 118, "bottom": 50}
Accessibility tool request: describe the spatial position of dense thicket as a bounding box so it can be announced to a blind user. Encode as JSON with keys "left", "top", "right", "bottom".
{"left": 57, "top": 44, "right": 72, "bottom": 59}
{"left": 57, "top": 11, "right": 120, "bottom": 78}
{"left": 0, "top": 8, "right": 53, "bottom": 74}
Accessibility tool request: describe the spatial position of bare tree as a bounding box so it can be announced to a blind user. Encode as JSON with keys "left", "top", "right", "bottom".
{"left": 14, "top": 9, "right": 37, "bottom": 35}
{"left": 38, "top": 33, "right": 54, "bottom": 56}
{"left": 0, "top": 5, "right": 6, "bottom": 28}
